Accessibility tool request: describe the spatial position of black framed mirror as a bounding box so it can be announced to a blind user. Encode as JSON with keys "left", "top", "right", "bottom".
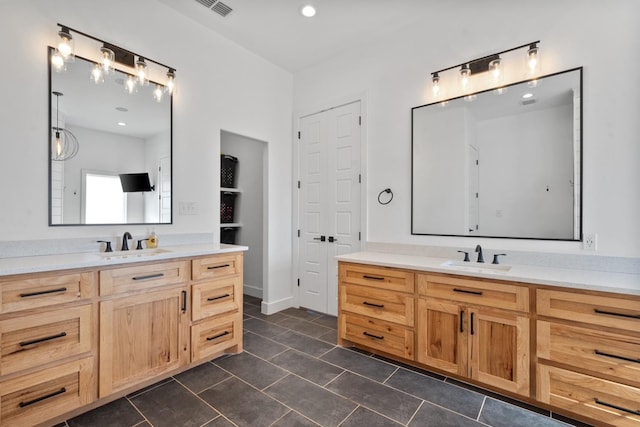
{"left": 48, "top": 47, "right": 172, "bottom": 225}
{"left": 412, "top": 68, "right": 582, "bottom": 240}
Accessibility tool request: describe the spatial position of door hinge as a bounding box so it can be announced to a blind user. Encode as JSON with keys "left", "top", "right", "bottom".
{"left": 476, "top": 192, "right": 478, "bottom": 198}
{"left": 298, "top": 131, "right": 301, "bottom": 139}
{"left": 297, "top": 278, "right": 300, "bottom": 287}
{"left": 297, "top": 181, "right": 301, "bottom": 189}
{"left": 359, "top": 116, "right": 361, "bottom": 126}
{"left": 297, "top": 229, "right": 300, "bottom": 237}
{"left": 358, "top": 174, "right": 361, "bottom": 183}
{"left": 476, "top": 159, "right": 479, "bottom": 165}
{"left": 358, "top": 232, "right": 361, "bottom": 241}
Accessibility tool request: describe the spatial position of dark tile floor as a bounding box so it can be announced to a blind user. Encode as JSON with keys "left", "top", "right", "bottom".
{"left": 58, "top": 295, "right": 592, "bottom": 427}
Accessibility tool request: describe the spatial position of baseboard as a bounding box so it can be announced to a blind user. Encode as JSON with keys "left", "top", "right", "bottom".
{"left": 261, "top": 295, "right": 295, "bottom": 315}
{"left": 242, "top": 284, "right": 263, "bottom": 299}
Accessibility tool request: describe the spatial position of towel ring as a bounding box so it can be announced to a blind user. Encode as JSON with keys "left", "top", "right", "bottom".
{"left": 378, "top": 188, "right": 393, "bottom": 205}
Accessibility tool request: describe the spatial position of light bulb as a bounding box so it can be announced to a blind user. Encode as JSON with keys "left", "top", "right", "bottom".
{"left": 91, "top": 64, "right": 104, "bottom": 84}
{"left": 100, "top": 46, "right": 115, "bottom": 74}
{"left": 57, "top": 28, "right": 74, "bottom": 60}
{"left": 135, "top": 57, "right": 149, "bottom": 86}
{"left": 55, "top": 131, "right": 63, "bottom": 157}
{"left": 460, "top": 64, "right": 471, "bottom": 91}
{"left": 165, "top": 69, "right": 176, "bottom": 94}
{"left": 153, "top": 85, "right": 163, "bottom": 102}
{"left": 51, "top": 51, "right": 65, "bottom": 72}
{"left": 489, "top": 57, "right": 503, "bottom": 86}
{"left": 527, "top": 44, "right": 540, "bottom": 75}
{"left": 432, "top": 73, "right": 440, "bottom": 97}
{"left": 125, "top": 75, "right": 137, "bottom": 94}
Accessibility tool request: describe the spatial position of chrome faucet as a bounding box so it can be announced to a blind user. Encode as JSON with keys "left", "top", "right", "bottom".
{"left": 121, "top": 232, "right": 132, "bottom": 251}
{"left": 475, "top": 244, "right": 484, "bottom": 263}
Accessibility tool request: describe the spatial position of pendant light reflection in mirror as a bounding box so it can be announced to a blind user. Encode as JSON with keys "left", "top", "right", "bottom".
{"left": 51, "top": 91, "right": 79, "bottom": 161}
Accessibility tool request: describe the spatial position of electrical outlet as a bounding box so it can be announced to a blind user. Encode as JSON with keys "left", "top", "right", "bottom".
{"left": 583, "top": 233, "right": 597, "bottom": 251}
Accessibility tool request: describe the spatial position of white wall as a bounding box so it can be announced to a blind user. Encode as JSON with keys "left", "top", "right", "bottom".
{"left": 294, "top": 0, "right": 640, "bottom": 258}
{"left": 0, "top": 0, "right": 293, "bottom": 306}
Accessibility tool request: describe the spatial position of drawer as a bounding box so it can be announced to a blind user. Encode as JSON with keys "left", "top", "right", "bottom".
{"left": 418, "top": 274, "right": 529, "bottom": 312}
{"left": 340, "top": 312, "right": 414, "bottom": 360}
{"left": 100, "top": 260, "right": 189, "bottom": 296}
{"left": 1, "top": 304, "right": 93, "bottom": 376}
{"left": 537, "top": 289, "right": 640, "bottom": 333}
{"left": 538, "top": 365, "right": 640, "bottom": 427}
{"left": 0, "top": 272, "right": 94, "bottom": 314}
{"left": 339, "top": 263, "right": 414, "bottom": 293}
{"left": 191, "top": 314, "right": 242, "bottom": 363}
{"left": 192, "top": 253, "right": 242, "bottom": 281}
{"left": 340, "top": 284, "right": 414, "bottom": 326}
{"left": 537, "top": 321, "right": 640, "bottom": 387}
{"left": 192, "top": 276, "right": 242, "bottom": 321}
{"left": 0, "top": 357, "right": 94, "bottom": 427}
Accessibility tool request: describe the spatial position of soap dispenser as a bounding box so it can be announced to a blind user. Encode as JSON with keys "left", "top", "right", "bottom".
{"left": 147, "top": 230, "right": 158, "bottom": 249}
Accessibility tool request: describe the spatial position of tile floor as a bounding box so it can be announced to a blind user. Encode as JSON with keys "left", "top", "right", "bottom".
{"left": 58, "top": 295, "right": 592, "bottom": 427}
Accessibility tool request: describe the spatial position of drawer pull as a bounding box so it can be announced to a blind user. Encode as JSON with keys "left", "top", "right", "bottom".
{"left": 207, "top": 293, "right": 231, "bottom": 302}
{"left": 595, "top": 350, "right": 640, "bottom": 364}
{"left": 470, "top": 312, "right": 475, "bottom": 335}
{"left": 594, "top": 398, "right": 640, "bottom": 416}
{"left": 207, "top": 331, "right": 230, "bottom": 341}
{"left": 182, "top": 290, "right": 187, "bottom": 313}
{"left": 363, "top": 275, "right": 385, "bottom": 281}
{"left": 19, "top": 388, "right": 67, "bottom": 408}
{"left": 132, "top": 273, "right": 164, "bottom": 281}
{"left": 207, "top": 264, "right": 231, "bottom": 270}
{"left": 453, "top": 288, "right": 483, "bottom": 296}
{"left": 20, "top": 287, "right": 67, "bottom": 298}
{"left": 363, "top": 331, "right": 384, "bottom": 340}
{"left": 363, "top": 301, "right": 384, "bottom": 308}
{"left": 19, "top": 332, "right": 67, "bottom": 347}
{"left": 594, "top": 308, "right": 640, "bottom": 320}
{"left": 460, "top": 310, "right": 464, "bottom": 333}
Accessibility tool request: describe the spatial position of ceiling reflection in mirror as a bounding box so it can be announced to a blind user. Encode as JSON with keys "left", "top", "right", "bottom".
{"left": 412, "top": 68, "right": 582, "bottom": 240}
{"left": 49, "top": 48, "right": 172, "bottom": 225}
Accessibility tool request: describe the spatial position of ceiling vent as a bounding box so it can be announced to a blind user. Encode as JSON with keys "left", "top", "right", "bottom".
{"left": 194, "top": 0, "right": 233, "bottom": 17}
{"left": 522, "top": 98, "right": 537, "bottom": 106}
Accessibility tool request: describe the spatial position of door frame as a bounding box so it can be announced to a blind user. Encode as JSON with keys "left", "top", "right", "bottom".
{"left": 292, "top": 92, "right": 368, "bottom": 311}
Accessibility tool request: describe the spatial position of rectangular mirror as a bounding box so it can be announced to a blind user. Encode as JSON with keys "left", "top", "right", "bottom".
{"left": 412, "top": 68, "right": 582, "bottom": 240}
{"left": 48, "top": 47, "right": 172, "bottom": 225}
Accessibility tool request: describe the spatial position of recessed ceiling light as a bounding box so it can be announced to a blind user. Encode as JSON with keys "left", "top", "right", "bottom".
{"left": 117, "top": 122, "right": 126, "bottom": 126}
{"left": 300, "top": 4, "right": 316, "bottom": 17}
{"left": 522, "top": 93, "right": 534, "bottom": 99}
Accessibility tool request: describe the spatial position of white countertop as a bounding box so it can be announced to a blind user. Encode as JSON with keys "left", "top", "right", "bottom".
{"left": 337, "top": 251, "right": 640, "bottom": 296}
{"left": 0, "top": 243, "right": 248, "bottom": 277}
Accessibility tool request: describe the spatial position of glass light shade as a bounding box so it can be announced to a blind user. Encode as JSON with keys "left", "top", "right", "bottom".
{"left": 165, "top": 69, "right": 176, "bottom": 94}
{"left": 91, "top": 63, "right": 104, "bottom": 84}
{"left": 432, "top": 73, "right": 440, "bottom": 97}
{"left": 124, "top": 75, "right": 137, "bottom": 94}
{"left": 51, "top": 50, "right": 66, "bottom": 72}
{"left": 135, "top": 57, "right": 149, "bottom": 86}
{"left": 488, "top": 58, "right": 503, "bottom": 86}
{"left": 153, "top": 85, "right": 163, "bottom": 103}
{"left": 460, "top": 64, "right": 471, "bottom": 91}
{"left": 100, "top": 46, "right": 115, "bottom": 74}
{"left": 57, "top": 28, "right": 74, "bottom": 61}
{"left": 527, "top": 44, "right": 540, "bottom": 75}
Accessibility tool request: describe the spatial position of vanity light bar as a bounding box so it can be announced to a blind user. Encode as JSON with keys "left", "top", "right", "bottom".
{"left": 53, "top": 23, "right": 177, "bottom": 95}
{"left": 431, "top": 40, "right": 540, "bottom": 95}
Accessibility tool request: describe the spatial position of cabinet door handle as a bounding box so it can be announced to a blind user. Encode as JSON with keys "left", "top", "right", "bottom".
{"left": 595, "top": 350, "right": 640, "bottom": 364}
{"left": 206, "top": 331, "right": 230, "bottom": 341}
{"left": 19, "top": 388, "right": 66, "bottom": 408}
{"left": 594, "top": 308, "right": 640, "bottom": 320}
{"left": 207, "top": 264, "right": 230, "bottom": 270}
{"left": 363, "top": 275, "right": 384, "bottom": 281}
{"left": 453, "top": 288, "right": 483, "bottom": 296}
{"left": 363, "top": 331, "right": 384, "bottom": 340}
{"left": 207, "top": 293, "right": 231, "bottom": 302}
{"left": 132, "top": 273, "right": 164, "bottom": 281}
{"left": 594, "top": 398, "right": 640, "bottom": 416}
{"left": 470, "top": 312, "right": 475, "bottom": 335}
{"left": 181, "top": 290, "right": 187, "bottom": 313}
{"left": 20, "top": 287, "right": 67, "bottom": 298}
{"left": 363, "top": 301, "right": 384, "bottom": 308}
{"left": 19, "top": 332, "right": 67, "bottom": 347}
{"left": 460, "top": 311, "right": 464, "bottom": 333}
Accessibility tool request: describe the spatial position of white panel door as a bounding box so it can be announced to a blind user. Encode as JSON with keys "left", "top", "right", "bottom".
{"left": 299, "top": 101, "right": 361, "bottom": 315}
{"left": 159, "top": 156, "right": 171, "bottom": 222}
{"left": 467, "top": 145, "right": 479, "bottom": 234}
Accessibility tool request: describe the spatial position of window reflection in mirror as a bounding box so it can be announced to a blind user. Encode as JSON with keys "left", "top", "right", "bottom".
{"left": 48, "top": 48, "right": 172, "bottom": 225}
{"left": 411, "top": 68, "right": 582, "bottom": 240}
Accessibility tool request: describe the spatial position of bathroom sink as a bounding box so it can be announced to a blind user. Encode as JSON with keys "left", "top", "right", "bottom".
{"left": 440, "top": 260, "right": 512, "bottom": 273}
{"left": 96, "top": 248, "right": 172, "bottom": 259}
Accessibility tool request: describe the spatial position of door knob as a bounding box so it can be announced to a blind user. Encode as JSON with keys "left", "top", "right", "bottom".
{"left": 328, "top": 236, "right": 338, "bottom": 242}
{"left": 313, "top": 236, "right": 326, "bottom": 242}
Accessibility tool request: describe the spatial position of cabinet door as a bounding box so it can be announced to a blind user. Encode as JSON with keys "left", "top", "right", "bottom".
{"left": 99, "top": 287, "right": 189, "bottom": 397}
{"left": 469, "top": 308, "right": 530, "bottom": 396}
{"left": 417, "top": 298, "right": 466, "bottom": 376}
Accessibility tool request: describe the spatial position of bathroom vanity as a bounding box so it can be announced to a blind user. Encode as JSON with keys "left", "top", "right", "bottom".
{"left": 337, "top": 252, "right": 640, "bottom": 427}
{"left": 0, "top": 245, "right": 245, "bottom": 427}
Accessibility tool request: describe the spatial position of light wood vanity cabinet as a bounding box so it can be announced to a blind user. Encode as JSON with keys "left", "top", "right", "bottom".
{"left": 536, "top": 288, "right": 640, "bottom": 427}
{"left": 0, "top": 250, "right": 244, "bottom": 427}
{"left": 416, "top": 274, "right": 530, "bottom": 396}
{"left": 0, "top": 270, "right": 97, "bottom": 427}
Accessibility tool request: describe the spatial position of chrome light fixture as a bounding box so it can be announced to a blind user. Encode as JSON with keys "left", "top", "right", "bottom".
{"left": 165, "top": 69, "right": 176, "bottom": 94}
{"left": 135, "top": 57, "right": 149, "bottom": 86}
{"left": 429, "top": 40, "right": 540, "bottom": 97}
{"left": 51, "top": 91, "right": 79, "bottom": 161}
{"left": 56, "top": 27, "right": 74, "bottom": 61}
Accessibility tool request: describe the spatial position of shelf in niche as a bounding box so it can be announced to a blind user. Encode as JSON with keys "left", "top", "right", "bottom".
{"left": 221, "top": 187, "right": 241, "bottom": 193}
{"left": 221, "top": 223, "right": 241, "bottom": 228}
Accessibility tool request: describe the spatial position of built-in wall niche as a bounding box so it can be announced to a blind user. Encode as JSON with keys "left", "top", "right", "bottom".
{"left": 412, "top": 68, "right": 582, "bottom": 240}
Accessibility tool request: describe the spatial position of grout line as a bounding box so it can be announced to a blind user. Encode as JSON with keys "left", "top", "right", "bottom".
{"left": 336, "top": 404, "right": 361, "bottom": 426}
{"left": 405, "top": 400, "right": 425, "bottom": 426}
{"left": 382, "top": 366, "right": 399, "bottom": 384}
{"left": 126, "top": 395, "right": 155, "bottom": 427}
{"left": 477, "top": 396, "right": 487, "bottom": 421}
